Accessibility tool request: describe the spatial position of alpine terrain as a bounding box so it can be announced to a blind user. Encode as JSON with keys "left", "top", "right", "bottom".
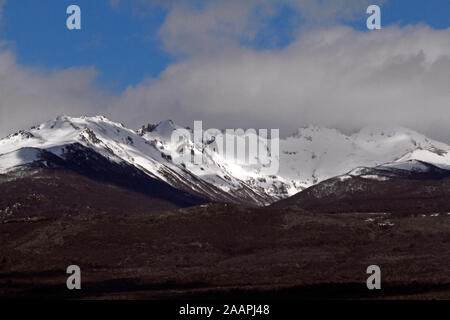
{"left": 1, "top": 115, "right": 450, "bottom": 218}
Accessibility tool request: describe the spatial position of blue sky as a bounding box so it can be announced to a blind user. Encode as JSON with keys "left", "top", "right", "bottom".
{"left": 1, "top": 0, "right": 449, "bottom": 92}
{"left": 1, "top": 0, "right": 172, "bottom": 90}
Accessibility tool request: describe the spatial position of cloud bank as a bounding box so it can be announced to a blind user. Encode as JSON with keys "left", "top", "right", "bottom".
{"left": 157, "top": 0, "right": 382, "bottom": 56}
{"left": 113, "top": 25, "right": 450, "bottom": 142}
{"left": 0, "top": 50, "right": 110, "bottom": 137}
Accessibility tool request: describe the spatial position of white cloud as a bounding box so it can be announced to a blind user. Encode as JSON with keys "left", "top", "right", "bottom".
{"left": 158, "top": 0, "right": 264, "bottom": 56}
{"left": 158, "top": 0, "right": 384, "bottom": 56}
{"left": 0, "top": 50, "right": 110, "bottom": 137}
{"left": 113, "top": 25, "right": 450, "bottom": 142}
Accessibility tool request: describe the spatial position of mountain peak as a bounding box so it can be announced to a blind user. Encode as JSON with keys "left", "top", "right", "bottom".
{"left": 139, "top": 120, "right": 178, "bottom": 138}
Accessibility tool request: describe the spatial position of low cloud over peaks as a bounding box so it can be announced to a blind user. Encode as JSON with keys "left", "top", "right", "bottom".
{"left": 0, "top": 50, "right": 110, "bottom": 137}
{"left": 111, "top": 25, "right": 450, "bottom": 142}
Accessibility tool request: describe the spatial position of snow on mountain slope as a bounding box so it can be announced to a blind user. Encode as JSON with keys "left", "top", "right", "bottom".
{"left": 0, "top": 148, "right": 42, "bottom": 172}
{"left": 272, "top": 154, "right": 450, "bottom": 214}
{"left": 278, "top": 126, "right": 450, "bottom": 189}
{"left": 1, "top": 116, "right": 450, "bottom": 206}
{"left": 0, "top": 116, "right": 273, "bottom": 205}
{"left": 394, "top": 147, "right": 450, "bottom": 171}
{"left": 138, "top": 121, "right": 292, "bottom": 202}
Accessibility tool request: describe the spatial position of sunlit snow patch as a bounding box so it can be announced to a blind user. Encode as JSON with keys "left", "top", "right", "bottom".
{"left": 0, "top": 148, "right": 40, "bottom": 173}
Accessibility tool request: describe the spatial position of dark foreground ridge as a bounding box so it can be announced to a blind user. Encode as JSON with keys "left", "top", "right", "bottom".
{"left": 272, "top": 162, "right": 450, "bottom": 215}
{"left": 0, "top": 143, "right": 208, "bottom": 219}
{"left": 2, "top": 204, "right": 450, "bottom": 299}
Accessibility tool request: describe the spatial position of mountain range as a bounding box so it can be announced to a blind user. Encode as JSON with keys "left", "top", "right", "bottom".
{"left": 1, "top": 115, "right": 450, "bottom": 218}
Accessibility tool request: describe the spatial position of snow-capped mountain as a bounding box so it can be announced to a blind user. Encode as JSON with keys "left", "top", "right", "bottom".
{"left": 278, "top": 126, "right": 450, "bottom": 187}
{"left": 272, "top": 158, "right": 450, "bottom": 214}
{"left": 0, "top": 116, "right": 274, "bottom": 205}
{"left": 1, "top": 115, "right": 450, "bottom": 206}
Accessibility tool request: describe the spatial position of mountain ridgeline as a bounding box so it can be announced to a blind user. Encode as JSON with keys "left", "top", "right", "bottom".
{"left": 1, "top": 115, "right": 450, "bottom": 217}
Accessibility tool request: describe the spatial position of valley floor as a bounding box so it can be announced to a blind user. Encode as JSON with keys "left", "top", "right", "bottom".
{"left": 1, "top": 204, "right": 450, "bottom": 300}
